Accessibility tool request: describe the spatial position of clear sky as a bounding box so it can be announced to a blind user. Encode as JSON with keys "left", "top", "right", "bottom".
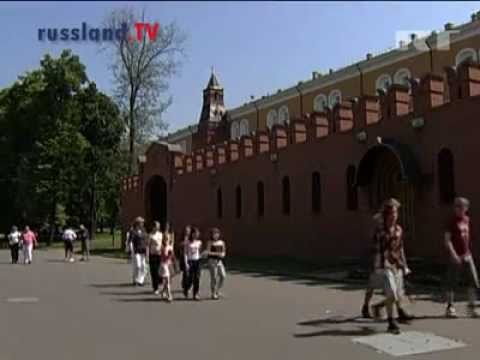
{"left": 1, "top": 1, "right": 480, "bottom": 133}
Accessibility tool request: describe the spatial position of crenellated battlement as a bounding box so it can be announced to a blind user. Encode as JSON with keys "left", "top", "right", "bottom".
{"left": 121, "top": 62, "right": 480, "bottom": 193}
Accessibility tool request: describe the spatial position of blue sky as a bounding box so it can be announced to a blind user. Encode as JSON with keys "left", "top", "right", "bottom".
{"left": 1, "top": 1, "right": 480, "bottom": 133}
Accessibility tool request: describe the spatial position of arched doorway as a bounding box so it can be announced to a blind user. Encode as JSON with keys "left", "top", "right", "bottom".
{"left": 356, "top": 140, "right": 419, "bottom": 243}
{"left": 145, "top": 176, "right": 167, "bottom": 229}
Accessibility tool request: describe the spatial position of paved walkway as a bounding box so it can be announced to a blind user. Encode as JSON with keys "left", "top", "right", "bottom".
{"left": 0, "top": 249, "right": 479, "bottom": 360}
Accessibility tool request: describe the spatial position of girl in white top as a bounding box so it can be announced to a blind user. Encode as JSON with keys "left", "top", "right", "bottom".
{"left": 183, "top": 227, "right": 203, "bottom": 300}
{"left": 8, "top": 226, "right": 22, "bottom": 264}
{"left": 147, "top": 222, "right": 163, "bottom": 295}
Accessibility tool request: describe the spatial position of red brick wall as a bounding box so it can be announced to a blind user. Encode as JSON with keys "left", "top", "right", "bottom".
{"left": 121, "top": 64, "right": 480, "bottom": 263}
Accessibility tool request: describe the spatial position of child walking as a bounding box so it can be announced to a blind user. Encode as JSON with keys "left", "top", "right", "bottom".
{"left": 22, "top": 226, "right": 38, "bottom": 265}
{"left": 159, "top": 235, "right": 175, "bottom": 302}
{"left": 183, "top": 227, "right": 203, "bottom": 300}
{"left": 207, "top": 228, "right": 227, "bottom": 300}
{"left": 445, "top": 197, "right": 479, "bottom": 318}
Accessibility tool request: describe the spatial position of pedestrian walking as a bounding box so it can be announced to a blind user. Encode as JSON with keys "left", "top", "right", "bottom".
{"left": 183, "top": 227, "right": 203, "bottom": 300}
{"left": 445, "top": 197, "right": 479, "bottom": 318}
{"left": 62, "top": 226, "right": 77, "bottom": 262}
{"left": 362, "top": 211, "right": 413, "bottom": 323}
{"left": 78, "top": 224, "right": 90, "bottom": 262}
{"left": 159, "top": 235, "right": 175, "bottom": 302}
{"left": 8, "top": 226, "right": 21, "bottom": 264}
{"left": 125, "top": 225, "right": 134, "bottom": 263}
{"left": 179, "top": 225, "right": 192, "bottom": 293}
{"left": 147, "top": 221, "right": 163, "bottom": 295}
{"left": 370, "top": 198, "right": 411, "bottom": 334}
{"left": 22, "top": 225, "right": 38, "bottom": 265}
{"left": 127, "top": 217, "right": 148, "bottom": 286}
{"left": 207, "top": 228, "right": 227, "bottom": 300}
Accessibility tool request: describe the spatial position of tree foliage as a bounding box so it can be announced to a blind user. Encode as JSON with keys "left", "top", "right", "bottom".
{"left": 0, "top": 50, "right": 126, "bottom": 241}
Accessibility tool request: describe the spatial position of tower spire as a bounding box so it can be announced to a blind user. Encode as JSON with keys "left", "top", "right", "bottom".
{"left": 207, "top": 66, "right": 221, "bottom": 89}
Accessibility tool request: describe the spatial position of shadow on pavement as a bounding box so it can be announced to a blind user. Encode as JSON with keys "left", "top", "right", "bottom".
{"left": 294, "top": 326, "right": 378, "bottom": 338}
{"left": 114, "top": 297, "right": 195, "bottom": 303}
{"left": 90, "top": 282, "right": 134, "bottom": 288}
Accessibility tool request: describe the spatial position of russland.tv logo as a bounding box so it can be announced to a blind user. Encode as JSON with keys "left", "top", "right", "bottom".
{"left": 37, "top": 22, "right": 159, "bottom": 43}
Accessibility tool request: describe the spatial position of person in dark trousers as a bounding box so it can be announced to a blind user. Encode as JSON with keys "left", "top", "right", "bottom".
{"left": 78, "top": 224, "right": 90, "bottom": 262}
{"left": 179, "top": 225, "right": 192, "bottom": 293}
{"left": 147, "top": 221, "right": 163, "bottom": 295}
{"left": 183, "top": 227, "right": 203, "bottom": 300}
{"left": 8, "top": 226, "right": 21, "bottom": 264}
{"left": 445, "top": 197, "right": 479, "bottom": 318}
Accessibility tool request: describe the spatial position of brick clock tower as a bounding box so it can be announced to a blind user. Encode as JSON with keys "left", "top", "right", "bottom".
{"left": 192, "top": 69, "right": 228, "bottom": 150}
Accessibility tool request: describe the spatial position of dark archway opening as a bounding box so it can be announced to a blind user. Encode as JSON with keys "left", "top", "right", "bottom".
{"left": 356, "top": 141, "right": 419, "bottom": 243}
{"left": 145, "top": 176, "right": 167, "bottom": 229}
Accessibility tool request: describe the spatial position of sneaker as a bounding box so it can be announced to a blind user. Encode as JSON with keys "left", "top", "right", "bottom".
{"left": 194, "top": 294, "right": 201, "bottom": 301}
{"left": 397, "top": 307, "right": 414, "bottom": 323}
{"left": 362, "top": 304, "right": 371, "bottom": 318}
{"left": 167, "top": 295, "right": 173, "bottom": 302}
{"left": 212, "top": 293, "right": 219, "bottom": 300}
{"left": 183, "top": 290, "right": 189, "bottom": 299}
{"left": 153, "top": 290, "right": 160, "bottom": 296}
{"left": 69, "top": 258, "right": 75, "bottom": 263}
{"left": 446, "top": 305, "right": 458, "bottom": 318}
{"left": 467, "top": 305, "right": 479, "bottom": 318}
{"left": 387, "top": 322, "right": 401, "bottom": 335}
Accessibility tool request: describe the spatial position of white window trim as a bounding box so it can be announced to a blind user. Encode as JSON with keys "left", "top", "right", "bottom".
{"left": 456, "top": 48, "right": 478, "bottom": 66}
{"left": 313, "top": 94, "right": 328, "bottom": 112}
{"left": 266, "top": 109, "right": 277, "bottom": 129}
{"left": 328, "top": 89, "right": 342, "bottom": 108}
{"left": 278, "top": 105, "right": 289, "bottom": 125}
{"left": 393, "top": 68, "right": 411, "bottom": 87}
{"left": 376, "top": 74, "right": 392, "bottom": 92}
{"left": 239, "top": 119, "right": 249, "bottom": 137}
{"left": 231, "top": 121, "right": 240, "bottom": 139}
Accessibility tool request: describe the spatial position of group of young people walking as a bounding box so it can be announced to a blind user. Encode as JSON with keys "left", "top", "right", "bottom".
{"left": 360, "top": 196, "right": 479, "bottom": 334}
{"left": 6, "top": 224, "right": 91, "bottom": 264}
{"left": 126, "top": 217, "right": 226, "bottom": 302}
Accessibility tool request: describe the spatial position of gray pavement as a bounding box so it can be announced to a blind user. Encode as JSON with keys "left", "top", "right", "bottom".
{"left": 1, "top": 249, "right": 479, "bottom": 360}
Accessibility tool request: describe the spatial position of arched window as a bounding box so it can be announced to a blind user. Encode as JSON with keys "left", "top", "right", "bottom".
{"left": 266, "top": 109, "right": 277, "bottom": 129}
{"left": 394, "top": 68, "right": 411, "bottom": 87}
{"left": 346, "top": 165, "right": 358, "bottom": 210}
{"left": 455, "top": 48, "right": 478, "bottom": 66}
{"left": 257, "top": 181, "right": 265, "bottom": 217}
{"left": 313, "top": 94, "right": 328, "bottom": 112}
{"left": 235, "top": 186, "right": 242, "bottom": 218}
{"left": 230, "top": 121, "right": 240, "bottom": 139}
{"left": 328, "top": 89, "right": 342, "bottom": 108}
{"left": 216, "top": 188, "right": 223, "bottom": 219}
{"left": 312, "top": 172, "right": 322, "bottom": 213}
{"left": 278, "top": 105, "right": 290, "bottom": 124}
{"left": 376, "top": 74, "right": 392, "bottom": 92}
{"left": 239, "top": 119, "right": 249, "bottom": 137}
{"left": 438, "top": 148, "right": 456, "bottom": 204}
{"left": 282, "top": 176, "right": 291, "bottom": 215}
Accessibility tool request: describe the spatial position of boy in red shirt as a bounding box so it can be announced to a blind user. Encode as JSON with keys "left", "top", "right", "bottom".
{"left": 445, "top": 197, "right": 479, "bottom": 318}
